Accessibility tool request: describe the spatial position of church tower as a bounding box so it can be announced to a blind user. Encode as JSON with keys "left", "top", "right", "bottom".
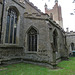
{"left": 44, "top": 0, "right": 63, "bottom": 28}
{"left": 55, "top": 0, "right": 58, "bottom": 3}
{"left": 44, "top": 3, "right": 47, "bottom": 11}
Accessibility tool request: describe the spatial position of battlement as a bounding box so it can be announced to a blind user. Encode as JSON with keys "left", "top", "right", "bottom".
{"left": 66, "top": 31, "right": 75, "bottom": 35}
{"left": 24, "top": 12, "right": 49, "bottom": 19}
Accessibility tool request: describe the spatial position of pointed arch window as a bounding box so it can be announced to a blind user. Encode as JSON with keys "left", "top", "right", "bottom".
{"left": 53, "top": 29, "right": 58, "bottom": 52}
{"left": 28, "top": 28, "right": 37, "bottom": 51}
{"left": 71, "top": 43, "right": 74, "bottom": 50}
{"left": 5, "top": 8, "right": 18, "bottom": 44}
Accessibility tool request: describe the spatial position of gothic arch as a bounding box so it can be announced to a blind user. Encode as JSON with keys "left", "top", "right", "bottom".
{"left": 27, "top": 26, "right": 38, "bottom": 51}
{"left": 26, "top": 26, "right": 39, "bottom": 34}
{"left": 7, "top": 6, "right": 20, "bottom": 16}
{"left": 71, "top": 42, "right": 74, "bottom": 50}
{"left": 53, "top": 29, "right": 58, "bottom": 52}
{"left": 5, "top": 6, "right": 20, "bottom": 44}
{"left": 53, "top": 29, "right": 58, "bottom": 36}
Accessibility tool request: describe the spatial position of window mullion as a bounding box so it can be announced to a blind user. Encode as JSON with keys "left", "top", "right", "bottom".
{"left": 35, "top": 35, "right": 37, "bottom": 51}
{"left": 5, "top": 9, "right": 18, "bottom": 44}
{"left": 33, "top": 35, "right": 35, "bottom": 51}
{"left": 28, "top": 28, "right": 37, "bottom": 51}
{"left": 8, "top": 14, "right": 12, "bottom": 43}
{"left": 5, "top": 12, "right": 10, "bottom": 43}
{"left": 31, "top": 35, "right": 32, "bottom": 51}
{"left": 12, "top": 14, "right": 15, "bottom": 44}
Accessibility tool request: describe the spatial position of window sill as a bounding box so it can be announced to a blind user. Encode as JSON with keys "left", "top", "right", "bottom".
{"left": 0, "top": 44, "right": 23, "bottom": 48}
{"left": 25, "top": 51, "right": 38, "bottom": 54}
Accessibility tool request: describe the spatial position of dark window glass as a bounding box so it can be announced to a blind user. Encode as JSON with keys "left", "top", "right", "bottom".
{"left": 5, "top": 8, "right": 18, "bottom": 44}
{"left": 53, "top": 30, "right": 58, "bottom": 51}
{"left": 28, "top": 28, "right": 37, "bottom": 51}
{"left": 10, "top": 15, "right": 14, "bottom": 43}
{"left": 5, "top": 15, "right": 10, "bottom": 43}
{"left": 71, "top": 43, "right": 74, "bottom": 50}
{"left": 14, "top": 17, "right": 17, "bottom": 44}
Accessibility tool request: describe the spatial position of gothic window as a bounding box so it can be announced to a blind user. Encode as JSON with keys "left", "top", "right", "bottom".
{"left": 0, "top": 31, "right": 1, "bottom": 43}
{"left": 28, "top": 28, "right": 37, "bottom": 51}
{"left": 71, "top": 43, "right": 74, "bottom": 50}
{"left": 5, "top": 8, "right": 18, "bottom": 44}
{"left": 53, "top": 29, "right": 58, "bottom": 51}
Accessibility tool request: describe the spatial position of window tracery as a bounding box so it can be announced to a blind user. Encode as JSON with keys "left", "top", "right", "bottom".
{"left": 5, "top": 8, "right": 18, "bottom": 44}
{"left": 28, "top": 28, "right": 37, "bottom": 51}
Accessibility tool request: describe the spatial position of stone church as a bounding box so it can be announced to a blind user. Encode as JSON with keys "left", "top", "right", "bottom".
{"left": 65, "top": 30, "right": 75, "bottom": 56}
{"left": 0, "top": 0, "right": 68, "bottom": 68}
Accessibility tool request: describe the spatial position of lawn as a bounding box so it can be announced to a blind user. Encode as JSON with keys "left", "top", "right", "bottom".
{"left": 0, "top": 57, "right": 75, "bottom": 75}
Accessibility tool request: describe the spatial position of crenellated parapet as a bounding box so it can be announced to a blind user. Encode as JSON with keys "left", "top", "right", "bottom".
{"left": 65, "top": 31, "right": 75, "bottom": 36}
{"left": 24, "top": 12, "right": 49, "bottom": 20}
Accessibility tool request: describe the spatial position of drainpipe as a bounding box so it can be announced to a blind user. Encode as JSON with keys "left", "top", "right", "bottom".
{"left": 0, "top": 0, "right": 5, "bottom": 43}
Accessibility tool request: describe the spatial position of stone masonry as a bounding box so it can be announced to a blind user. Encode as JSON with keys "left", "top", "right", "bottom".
{"left": 0, "top": 0, "right": 68, "bottom": 68}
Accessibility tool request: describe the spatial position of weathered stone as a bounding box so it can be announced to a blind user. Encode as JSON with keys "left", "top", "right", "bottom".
{"left": 0, "top": 0, "right": 68, "bottom": 68}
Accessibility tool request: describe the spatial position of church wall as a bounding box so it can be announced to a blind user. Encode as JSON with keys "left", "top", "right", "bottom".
{"left": 0, "top": 0, "right": 26, "bottom": 65}
{"left": 23, "top": 16, "right": 68, "bottom": 65}
{"left": 1, "top": 0, "right": 25, "bottom": 46}
{"left": 0, "top": 3, "right": 2, "bottom": 29}
{"left": 58, "top": 29, "right": 68, "bottom": 59}
{"left": 66, "top": 32, "right": 75, "bottom": 46}
{"left": 0, "top": 45, "right": 25, "bottom": 64}
{"left": 48, "top": 18, "right": 68, "bottom": 59}
{"left": 58, "top": 30, "right": 67, "bottom": 58}
{"left": 48, "top": 22, "right": 66, "bottom": 60}
{"left": 66, "top": 32, "right": 75, "bottom": 54}
{"left": 23, "top": 18, "right": 53, "bottom": 64}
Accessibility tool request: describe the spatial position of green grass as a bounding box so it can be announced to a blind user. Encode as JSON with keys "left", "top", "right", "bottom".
{"left": 0, "top": 57, "right": 75, "bottom": 75}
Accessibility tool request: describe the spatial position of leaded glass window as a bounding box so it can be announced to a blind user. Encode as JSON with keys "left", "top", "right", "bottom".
{"left": 28, "top": 28, "right": 37, "bottom": 51}
{"left": 5, "top": 8, "right": 18, "bottom": 44}
{"left": 71, "top": 43, "right": 74, "bottom": 50}
{"left": 53, "top": 30, "right": 58, "bottom": 52}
